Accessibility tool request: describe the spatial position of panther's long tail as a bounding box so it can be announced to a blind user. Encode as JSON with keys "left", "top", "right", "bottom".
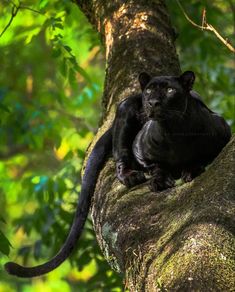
{"left": 5, "top": 128, "right": 112, "bottom": 277}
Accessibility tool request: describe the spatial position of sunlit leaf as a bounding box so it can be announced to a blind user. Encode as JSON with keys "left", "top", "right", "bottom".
{"left": 39, "top": 0, "right": 49, "bottom": 9}
{"left": 25, "top": 27, "right": 41, "bottom": 45}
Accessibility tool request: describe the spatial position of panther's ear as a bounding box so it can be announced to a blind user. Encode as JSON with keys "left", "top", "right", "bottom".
{"left": 139, "top": 72, "right": 151, "bottom": 91}
{"left": 179, "top": 71, "right": 195, "bottom": 90}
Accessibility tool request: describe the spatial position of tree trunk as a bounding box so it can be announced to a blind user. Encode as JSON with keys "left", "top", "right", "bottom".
{"left": 76, "top": 0, "right": 235, "bottom": 291}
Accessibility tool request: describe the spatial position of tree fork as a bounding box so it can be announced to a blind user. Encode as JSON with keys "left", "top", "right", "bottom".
{"left": 76, "top": 0, "right": 235, "bottom": 290}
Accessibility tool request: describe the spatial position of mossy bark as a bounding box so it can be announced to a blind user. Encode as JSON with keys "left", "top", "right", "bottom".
{"left": 76, "top": 0, "right": 235, "bottom": 291}
{"left": 92, "top": 136, "right": 235, "bottom": 291}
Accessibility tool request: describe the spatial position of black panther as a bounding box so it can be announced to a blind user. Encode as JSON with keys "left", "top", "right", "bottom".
{"left": 114, "top": 71, "right": 231, "bottom": 191}
{"left": 5, "top": 71, "right": 231, "bottom": 277}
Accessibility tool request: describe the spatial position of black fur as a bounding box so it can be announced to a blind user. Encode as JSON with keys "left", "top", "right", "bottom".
{"left": 116, "top": 71, "right": 231, "bottom": 191}
{"left": 5, "top": 71, "right": 231, "bottom": 277}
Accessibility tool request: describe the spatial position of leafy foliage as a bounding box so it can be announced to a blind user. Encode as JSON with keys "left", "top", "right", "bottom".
{"left": 0, "top": 0, "right": 234, "bottom": 291}
{"left": 0, "top": 0, "right": 122, "bottom": 291}
{"left": 167, "top": 0, "right": 235, "bottom": 129}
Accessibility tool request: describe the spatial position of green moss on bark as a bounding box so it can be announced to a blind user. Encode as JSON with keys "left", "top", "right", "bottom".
{"left": 153, "top": 224, "right": 235, "bottom": 291}
{"left": 92, "top": 136, "right": 235, "bottom": 291}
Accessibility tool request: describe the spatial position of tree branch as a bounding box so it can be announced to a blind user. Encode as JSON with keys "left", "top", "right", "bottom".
{"left": 176, "top": 0, "right": 235, "bottom": 54}
{"left": 0, "top": 2, "right": 43, "bottom": 38}
{"left": 0, "top": 5, "right": 19, "bottom": 38}
{"left": 18, "top": 5, "right": 43, "bottom": 15}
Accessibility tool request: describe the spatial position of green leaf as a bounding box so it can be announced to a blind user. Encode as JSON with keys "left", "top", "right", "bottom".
{"left": 39, "top": 0, "right": 48, "bottom": 9}
{"left": 60, "top": 57, "right": 68, "bottom": 77}
{"left": 25, "top": 27, "right": 41, "bottom": 45}
{"left": 63, "top": 45, "right": 72, "bottom": 52}
{"left": 54, "top": 23, "right": 64, "bottom": 30}
{"left": 0, "top": 230, "right": 11, "bottom": 256}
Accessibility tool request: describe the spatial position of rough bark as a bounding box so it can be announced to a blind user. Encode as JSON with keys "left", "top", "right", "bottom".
{"left": 92, "top": 136, "right": 235, "bottom": 291}
{"left": 76, "top": 0, "right": 235, "bottom": 291}
{"left": 77, "top": 0, "right": 180, "bottom": 119}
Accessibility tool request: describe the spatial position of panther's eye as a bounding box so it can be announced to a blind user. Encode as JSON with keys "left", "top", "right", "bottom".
{"left": 167, "top": 87, "right": 174, "bottom": 94}
{"left": 146, "top": 88, "right": 152, "bottom": 94}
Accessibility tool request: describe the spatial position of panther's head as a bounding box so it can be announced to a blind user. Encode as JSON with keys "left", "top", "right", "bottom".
{"left": 139, "top": 71, "right": 195, "bottom": 120}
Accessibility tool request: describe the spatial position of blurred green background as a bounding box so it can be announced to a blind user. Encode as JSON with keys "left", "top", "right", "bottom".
{"left": 0, "top": 0, "right": 234, "bottom": 291}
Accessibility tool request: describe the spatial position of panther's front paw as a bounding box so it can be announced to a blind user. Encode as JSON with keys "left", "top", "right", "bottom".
{"left": 122, "top": 170, "right": 146, "bottom": 188}
{"left": 149, "top": 175, "right": 175, "bottom": 192}
{"left": 116, "top": 162, "right": 146, "bottom": 188}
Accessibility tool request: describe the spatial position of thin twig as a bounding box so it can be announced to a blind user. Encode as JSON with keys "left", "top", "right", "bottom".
{"left": 201, "top": 8, "right": 206, "bottom": 30}
{"left": 207, "top": 23, "right": 235, "bottom": 53}
{"left": 0, "top": 2, "right": 44, "bottom": 38}
{"left": 176, "top": 0, "right": 235, "bottom": 54}
{"left": 20, "top": 5, "right": 44, "bottom": 15}
{"left": 0, "top": 5, "right": 19, "bottom": 38}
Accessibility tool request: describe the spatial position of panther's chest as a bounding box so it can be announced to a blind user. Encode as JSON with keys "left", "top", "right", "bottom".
{"left": 132, "top": 120, "right": 197, "bottom": 168}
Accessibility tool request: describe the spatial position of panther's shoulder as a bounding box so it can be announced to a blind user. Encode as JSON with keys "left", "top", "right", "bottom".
{"left": 190, "top": 90, "right": 216, "bottom": 114}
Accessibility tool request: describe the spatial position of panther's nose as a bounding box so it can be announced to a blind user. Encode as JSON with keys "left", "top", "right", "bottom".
{"left": 148, "top": 99, "right": 160, "bottom": 107}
